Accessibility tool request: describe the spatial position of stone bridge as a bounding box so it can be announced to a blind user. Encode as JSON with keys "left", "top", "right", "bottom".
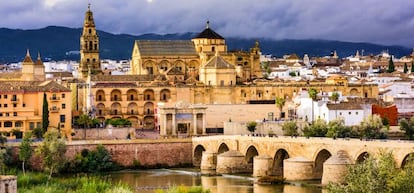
{"left": 192, "top": 135, "right": 414, "bottom": 184}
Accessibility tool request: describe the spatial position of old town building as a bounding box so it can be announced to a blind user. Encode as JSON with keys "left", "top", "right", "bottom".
{"left": 74, "top": 5, "right": 378, "bottom": 132}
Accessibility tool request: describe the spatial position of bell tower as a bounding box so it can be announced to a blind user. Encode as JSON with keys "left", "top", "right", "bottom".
{"left": 79, "top": 4, "right": 101, "bottom": 78}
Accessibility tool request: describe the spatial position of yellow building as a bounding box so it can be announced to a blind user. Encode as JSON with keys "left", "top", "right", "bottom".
{"left": 0, "top": 51, "right": 72, "bottom": 139}
{"left": 76, "top": 6, "right": 378, "bottom": 130}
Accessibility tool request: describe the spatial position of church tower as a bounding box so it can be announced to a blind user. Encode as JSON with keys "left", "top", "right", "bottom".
{"left": 79, "top": 4, "right": 101, "bottom": 79}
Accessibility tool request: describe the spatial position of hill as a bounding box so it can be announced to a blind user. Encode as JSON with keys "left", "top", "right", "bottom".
{"left": 0, "top": 26, "right": 411, "bottom": 63}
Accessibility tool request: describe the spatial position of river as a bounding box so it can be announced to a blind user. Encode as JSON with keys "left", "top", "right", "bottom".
{"left": 109, "top": 169, "right": 322, "bottom": 193}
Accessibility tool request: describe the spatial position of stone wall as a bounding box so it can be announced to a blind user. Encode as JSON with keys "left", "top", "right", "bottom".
{"left": 223, "top": 121, "right": 307, "bottom": 136}
{"left": 14, "top": 139, "right": 193, "bottom": 170}
{"left": 65, "top": 139, "right": 193, "bottom": 167}
{"left": 0, "top": 175, "right": 17, "bottom": 193}
{"left": 72, "top": 127, "right": 132, "bottom": 140}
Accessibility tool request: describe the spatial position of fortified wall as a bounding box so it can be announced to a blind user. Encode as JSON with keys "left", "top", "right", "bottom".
{"left": 13, "top": 139, "right": 193, "bottom": 169}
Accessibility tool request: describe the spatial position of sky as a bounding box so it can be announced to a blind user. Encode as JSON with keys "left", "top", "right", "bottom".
{"left": 0, "top": 0, "right": 414, "bottom": 47}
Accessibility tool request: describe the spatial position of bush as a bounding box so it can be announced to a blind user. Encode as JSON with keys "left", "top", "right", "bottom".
{"left": 64, "top": 144, "right": 115, "bottom": 173}
{"left": 282, "top": 121, "right": 298, "bottom": 136}
{"left": 246, "top": 121, "right": 257, "bottom": 133}
{"left": 105, "top": 118, "right": 131, "bottom": 127}
{"left": 32, "top": 128, "right": 44, "bottom": 138}
{"left": 302, "top": 119, "right": 328, "bottom": 137}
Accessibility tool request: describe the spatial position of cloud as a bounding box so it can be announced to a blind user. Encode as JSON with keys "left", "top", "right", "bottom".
{"left": 0, "top": 0, "right": 413, "bottom": 47}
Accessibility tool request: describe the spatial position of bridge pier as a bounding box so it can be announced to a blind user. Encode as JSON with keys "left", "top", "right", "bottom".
{"left": 283, "top": 157, "right": 314, "bottom": 181}
{"left": 253, "top": 155, "right": 273, "bottom": 177}
{"left": 216, "top": 150, "right": 250, "bottom": 174}
{"left": 200, "top": 151, "right": 217, "bottom": 175}
{"left": 322, "top": 150, "right": 353, "bottom": 185}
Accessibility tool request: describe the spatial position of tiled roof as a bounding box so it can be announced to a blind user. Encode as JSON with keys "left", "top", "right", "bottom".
{"left": 202, "top": 55, "right": 235, "bottom": 69}
{"left": 327, "top": 102, "right": 362, "bottom": 110}
{"left": 135, "top": 40, "right": 198, "bottom": 56}
{"left": 0, "top": 80, "right": 71, "bottom": 92}
{"left": 194, "top": 27, "right": 224, "bottom": 40}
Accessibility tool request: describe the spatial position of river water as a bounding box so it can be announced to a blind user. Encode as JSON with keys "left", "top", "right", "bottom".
{"left": 109, "top": 169, "right": 322, "bottom": 193}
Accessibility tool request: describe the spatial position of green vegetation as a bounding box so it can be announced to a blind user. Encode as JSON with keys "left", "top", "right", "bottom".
{"left": 42, "top": 93, "right": 49, "bottom": 133}
{"left": 404, "top": 62, "right": 409, "bottom": 73}
{"left": 36, "top": 129, "right": 67, "bottom": 180}
{"left": 387, "top": 57, "right": 395, "bottom": 73}
{"left": 275, "top": 97, "right": 286, "bottom": 119}
{"left": 400, "top": 116, "right": 414, "bottom": 140}
{"left": 330, "top": 92, "right": 340, "bottom": 103}
{"left": 281, "top": 121, "right": 298, "bottom": 136}
{"left": 246, "top": 121, "right": 257, "bottom": 134}
{"left": 358, "top": 114, "right": 387, "bottom": 139}
{"left": 33, "top": 127, "right": 44, "bottom": 138}
{"left": 17, "top": 172, "right": 133, "bottom": 193}
{"left": 64, "top": 144, "right": 117, "bottom": 173}
{"left": 303, "top": 118, "right": 328, "bottom": 137}
{"left": 105, "top": 118, "right": 132, "bottom": 127}
{"left": 12, "top": 129, "right": 23, "bottom": 139}
{"left": 154, "top": 185, "right": 210, "bottom": 193}
{"left": 19, "top": 132, "right": 33, "bottom": 175}
{"left": 326, "top": 118, "right": 355, "bottom": 138}
{"left": 327, "top": 152, "right": 414, "bottom": 193}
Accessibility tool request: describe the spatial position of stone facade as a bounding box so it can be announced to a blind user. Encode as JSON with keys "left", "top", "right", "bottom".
{"left": 0, "top": 176, "right": 17, "bottom": 193}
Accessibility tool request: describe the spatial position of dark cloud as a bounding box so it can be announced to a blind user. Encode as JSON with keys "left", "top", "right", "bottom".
{"left": 0, "top": 0, "right": 413, "bottom": 47}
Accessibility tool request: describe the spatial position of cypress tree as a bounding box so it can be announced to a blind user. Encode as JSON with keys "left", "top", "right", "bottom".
{"left": 42, "top": 93, "right": 49, "bottom": 133}
{"left": 411, "top": 61, "right": 414, "bottom": 73}
{"left": 387, "top": 57, "right": 395, "bottom": 73}
{"left": 404, "top": 63, "right": 409, "bottom": 73}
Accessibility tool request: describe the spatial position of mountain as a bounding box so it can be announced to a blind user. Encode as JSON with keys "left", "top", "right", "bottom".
{"left": 0, "top": 26, "right": 411, "bottom": 63}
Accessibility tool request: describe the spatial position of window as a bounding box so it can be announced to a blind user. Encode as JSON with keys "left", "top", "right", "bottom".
{"left": 356, "top": 112, "right": 359, "bottom": 115}
{"left": 15, "top": 121, "right": 22, "bottom": 127}
{"left": 348, "top": 112, "right": 351, "bottom": 115}
{"left": 36, "top": 122, "right": 41, "bottom": 128}
{"left": 339, "top": 112, "right": 342, "bottom": 116}
{"left": 4, "top": 121, "right": 12, "bottom": 127}
{"left": 130, "top": 95, "right": 134, "bottom": 100}
{"left": 62, "top": 93, "right": 65, "bottom": 98}
{"left": 23, "top": 103, "right": 26, "bottom": 107}
{"left": 0, "top": 122, "right": 2, "bottom": 127}
{"left": 0, "top": 104, "right": 2, "bottom": 107}
{"left": 0, "top": 113, "right": 2, "bottom": 116}
{"left": 4, "top": 95, "right": 7, "bottom": 99}
{"left": 114, "top": 95, "right": 118, "bottom": 101}
{"left": 62, "top": 104, "right": 66, "bottom": 109}
{"left": 5, "top": 113, "right": 9, "bottom": 117}
{"left": 29, "top": 122, "right": 35, "bottom": 129}
{"left": 212, "top": 46, "right": 215, "bottom": 52}
{"left": 60, "top": 115, "right": 66, "bottom": 123}
{"left": 13, "top": 112, "right": 17, "bottom": 116}
{"left": 4, "top": 104, "right": 7, "bottom": 108}
{"left": 52, "top": 93, "right": 57, "bottom": 99}
{"left": 12, "top": 94, "right": 16, "bottom": 100}
{"left": 13, "top": 104, "right": 17, "bottom": 108}
{"left": 220, "top": 80, "right": 224, "bottom": 86}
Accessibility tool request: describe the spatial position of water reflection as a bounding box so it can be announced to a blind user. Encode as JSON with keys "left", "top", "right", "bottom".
{"left": 109, "top": 169, "right": 322, "bottom": 193}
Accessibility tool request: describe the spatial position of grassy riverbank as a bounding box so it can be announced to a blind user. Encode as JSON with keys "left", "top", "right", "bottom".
{"left": 17, "top": 172, "right": 133, "bottom": 193}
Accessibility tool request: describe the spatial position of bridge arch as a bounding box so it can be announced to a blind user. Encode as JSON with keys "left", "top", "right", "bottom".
{"left": 218, "top": 143, "right": 229, "bottom": 154}
{"left": 314, "top": 149, "right": 332, "bottom": 179}
{"left": 401, "top": 152, "right": 414, "bottom": 168}
{"left": 272, "top": 148, "right": 290, "bottom": 176}
{"left": 355, "top": 151, "right": 371, "bottom": 164}
{"left": 193, "top": 145, "right": 206, "bottom": 167}
{"left": 245, "top": 145, "right": 259, "bottom": 164}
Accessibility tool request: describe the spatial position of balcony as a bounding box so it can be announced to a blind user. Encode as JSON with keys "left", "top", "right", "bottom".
{"left": 49, "top": 96, "right": 61, "bottom": 101}
{"left": 110, "top": 98, "right": 122, "bottom": 101}
{"left": 126, "top": 111, "right": 139, "bottom": 115}
{"left": 110, "top": 110, "right": 121, "bottom": 115}
{"left": 49, "top": 107, "right": 60, "bottom": 113}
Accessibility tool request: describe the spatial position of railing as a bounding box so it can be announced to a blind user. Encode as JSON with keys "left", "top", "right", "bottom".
{"left": 49, "top": 107, "right": 60, "bottom": 113}
{"left": 111, "top": 98, "right": 122, "bottom": 101}
{"left": 49, "top": 96, "right": 60, "bottom": 101}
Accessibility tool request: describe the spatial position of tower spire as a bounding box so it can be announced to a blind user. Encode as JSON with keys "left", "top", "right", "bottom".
{"left": 26, "top": 49, "right": 30, "bottom": 57}
{"left": 206, "top": 20, "right": 210, "bottom": 29}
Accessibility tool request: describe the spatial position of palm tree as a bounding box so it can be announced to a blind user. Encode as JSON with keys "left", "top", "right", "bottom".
{"left": 275, "top": 97, "right": 286, "bottom": 120}
{"left": 308, "top": 88, "right": 318, "bottom": 122}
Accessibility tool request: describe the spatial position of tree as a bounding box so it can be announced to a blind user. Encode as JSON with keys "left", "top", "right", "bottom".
{"left": 302, "top": 118, "right": 328, "bottom": 137}
{"left": 308, "top": 88, "right": 318, "bottom": 122}
{"left": 246, "top": 121, "right": 257, "bottom": 134}
{"left": 404, "top": 63, "right": 409, "bottom": 73}
{"left": 330, "top": 92, "right": 340, "bottom": 103}
{"left": 0, "top": 148, "right": 6, "bottom": 174}
{"left": 36, "top": 129, "right": 66, "bottom": 180}
{"left": 358, "top": 114, "right": 387, "bottom": 139}
{"left": 19, "top": 132, "right": 33, "bottom": 175}
{"left": 328, "top": 152, "right": 414, "bottom": 193}
{"left": 326, "top": 118, "right": 354, "bottom": 138}
{"left": 387, "top": 57, "right": 395, "bottom": 73}
{"left": 77, "top": 114, "right": 92, "bottom": 139}
{"left": 282, "top": 121, "right": 298, "bottom": 136}
{"left": 42, "top": 93, "right": 49, "bottom": 133}
{"left": 275, "top": 97, "right": 286, "bottom": 119}
{"left": 399, "top": 116, "right": 414, "bottom": 140}
{"left": 411, "top": 61, "right": 414, "bottom": 73}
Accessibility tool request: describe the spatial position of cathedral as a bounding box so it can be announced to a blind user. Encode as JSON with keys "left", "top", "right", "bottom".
{"left": 75, "top": 5, "right": 378, "bottom": 132}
